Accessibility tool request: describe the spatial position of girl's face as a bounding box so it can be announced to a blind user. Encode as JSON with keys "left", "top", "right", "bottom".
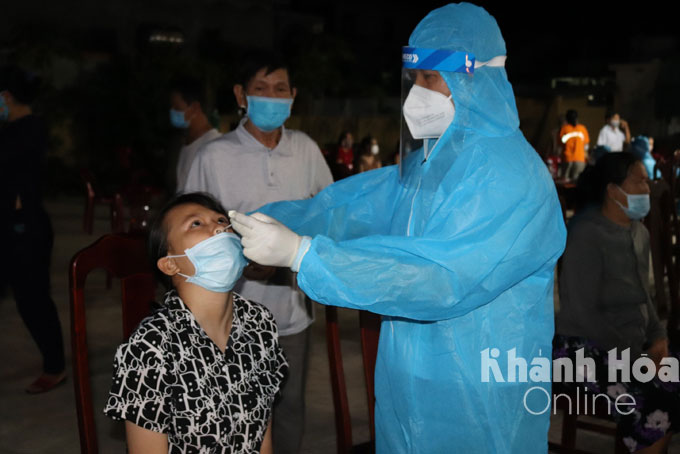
{"left": 163, "top": 203, "right": 233, "bottom": 276}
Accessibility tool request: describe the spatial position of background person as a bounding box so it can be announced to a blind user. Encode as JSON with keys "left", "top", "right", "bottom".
{"left": 230, "top": 4, "right": 566, "bottom": 452}
{"left": 184, "top": 52, "right": 333, "bottom": 454}
{"left": 0, "top": 65, "right": 66, "bottom": 393}
{"left": 333, "top": 130, "right": 355, "bottom": 179}
{"left": 169, "top": 76, "right": 221, "bottom": 192}
{"left": 555, "top": 152, "right": 678, "bottom": 454}
{"left": 355, "top": 135, "right": 382, "bottom": 173}
{"left": 597, "top": 110, "right": 631, "bottom": 152}
{"left": 630, "top": 135, "right": 658, "bottom": 180}
{"left": 559, "top": 109, "right": 590, "bottom": 181}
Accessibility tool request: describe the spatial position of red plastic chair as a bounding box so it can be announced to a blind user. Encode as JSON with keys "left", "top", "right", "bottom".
{"left": 122, "top": 184, "right": 162, "bottom": 233}
{"left": 80, "top": 169, "right": 124, "bottom": 234}
{"left": 326, "top": 306, "right": 381, "bottom": 454}
{"left": 69, "top": 234, "right": 156, "bottom": 454}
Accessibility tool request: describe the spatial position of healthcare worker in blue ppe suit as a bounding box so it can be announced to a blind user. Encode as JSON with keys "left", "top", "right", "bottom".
{"left": 230, "top": 3, "right": 566, "bottom": 452}
{"left": 630, "top": 135, "right": 658, "bottom": 180}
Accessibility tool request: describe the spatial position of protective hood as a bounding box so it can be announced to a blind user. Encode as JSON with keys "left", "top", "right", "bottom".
{"left": 401, "top": 3, "right": 520, "bottom": 194}
{"left": 630, "top": 135, "right": 650, "bottom": 159}
{"left": 410, "top": 2, "right": 518, "bottom": 138}
{"left": 630, "top": 135, "right": 657, "bottom": 179}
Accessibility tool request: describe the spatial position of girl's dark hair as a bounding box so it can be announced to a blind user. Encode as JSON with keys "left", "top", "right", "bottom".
{"left": 148, "top": 192, "right": 228, "bottom": 289}
{"left": 576, "top": 152, "right": 640, "bottom": 208}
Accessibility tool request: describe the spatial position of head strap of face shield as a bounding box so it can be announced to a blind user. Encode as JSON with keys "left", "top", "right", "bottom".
{"left": 402, "top": 46, "right": 506, "bottom": 74}
{"left": 474, "top": 55, "right": 507, "bottom": 69}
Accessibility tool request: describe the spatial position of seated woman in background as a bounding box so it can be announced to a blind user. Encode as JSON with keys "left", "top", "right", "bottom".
{"left": 104, "top": 192, "right": 287, "bottom": 454}
{"left": 555, "top": 152, "right": 679, "bottom": 454}
{"left": 333, "top": 130, "right": 355, "bottom": 179}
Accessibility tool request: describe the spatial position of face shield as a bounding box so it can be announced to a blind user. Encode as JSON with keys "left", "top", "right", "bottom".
{"left": 399, "top": 46, "right": 506, "bottom": 187}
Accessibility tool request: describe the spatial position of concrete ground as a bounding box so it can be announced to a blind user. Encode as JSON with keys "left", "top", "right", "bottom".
{"left": 0, "top": 197, "right": 677, "bottom": 453}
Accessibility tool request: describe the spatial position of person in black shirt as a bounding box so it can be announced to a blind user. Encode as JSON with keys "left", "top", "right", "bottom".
{"left": 0, "top": 65, "right": 66, "bottom": 393}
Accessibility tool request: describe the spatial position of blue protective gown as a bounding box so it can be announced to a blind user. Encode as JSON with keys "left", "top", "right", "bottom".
{"left": 259, "top": 4, "right": 566, "bottom": 452}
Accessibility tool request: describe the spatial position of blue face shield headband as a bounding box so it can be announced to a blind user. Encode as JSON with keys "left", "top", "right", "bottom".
{"left": 402, "top": 46, "right": 507, "bottom": 73}
{"left": 167, "top": 232, "right": 247, "bottom": 293}
{"left": 402, "top": 46, "right": 476, "bottom": 73}
{"left": 246, "top": 95, "right": 293, "bottom": 132}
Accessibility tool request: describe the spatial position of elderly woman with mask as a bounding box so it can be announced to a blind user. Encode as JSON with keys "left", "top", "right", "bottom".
{"left": 555, "top": 152, "right": 679, "bottom": 453}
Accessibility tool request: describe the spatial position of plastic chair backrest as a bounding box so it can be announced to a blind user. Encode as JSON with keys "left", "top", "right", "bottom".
{"left": 69, "top": 233, "right": 156, "bottom": 454}
{"left": 80, "top": 169, "right": 96, "bottom": 199}
{"left": 550, "top": 382, "right": 628, "bottom": 453}
{"left": 645, "top": 180, "right": 680, "bottom": 339}
{"left": 325, "top": 305, "right": 381, "bottom": 454}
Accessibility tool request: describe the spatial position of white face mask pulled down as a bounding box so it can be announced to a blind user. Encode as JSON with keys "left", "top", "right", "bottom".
{"left": 402, "top": 84, "right": 455, "bottom": 140}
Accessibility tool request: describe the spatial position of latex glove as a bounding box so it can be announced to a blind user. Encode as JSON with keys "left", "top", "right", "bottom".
{"left": 229, "top": 211, "right": 302, "bottom": 268}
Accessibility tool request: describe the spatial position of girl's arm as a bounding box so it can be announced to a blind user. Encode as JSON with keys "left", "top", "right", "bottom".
{"left": 260, "top": 419, "right": 273, "bottom": 454}
{"left": 125, "top": 421, "right": 168, "bottom": 454}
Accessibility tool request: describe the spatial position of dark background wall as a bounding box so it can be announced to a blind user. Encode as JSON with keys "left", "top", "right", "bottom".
{"left": 2, "top": 1, "right": 679, "bottom": 193}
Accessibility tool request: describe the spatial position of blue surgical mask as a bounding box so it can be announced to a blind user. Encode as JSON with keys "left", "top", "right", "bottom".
{"left": 615, "top": 186, "right": 650, "bottom": 220}
{"left": 170, "top": 109, "right": 189, "bottom": 129}
{"left": 246, "top": 95, "right": 293, "bottom": 132}
{"left": 167, "top": 232, "right": 247, "bottom": 292}
{"left": 0, "top": 93, "right": 9, "bottom": 121}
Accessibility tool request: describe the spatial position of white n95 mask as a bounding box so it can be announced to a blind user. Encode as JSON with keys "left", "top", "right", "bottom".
{"left": 402, "top": 84, "right": 455, "bottom": 139}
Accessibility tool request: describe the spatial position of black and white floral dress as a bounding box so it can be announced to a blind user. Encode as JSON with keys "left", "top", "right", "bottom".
{"left": 104, "top": 291, "right": 288, "bottom": 453}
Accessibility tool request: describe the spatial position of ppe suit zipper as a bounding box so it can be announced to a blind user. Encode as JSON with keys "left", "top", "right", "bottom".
{"left": 406, "top": 176, "right": 421, "bottom": 237}
{"left": 409, "top": 136, "right": 441, "bottom": 236}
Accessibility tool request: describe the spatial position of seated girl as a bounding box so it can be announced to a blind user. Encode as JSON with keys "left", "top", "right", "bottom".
{"left": 104, "top": 192, "right": 288, "bottom": 453}
{"left": 555, "top": 152, "right": 678, "bottom": 453}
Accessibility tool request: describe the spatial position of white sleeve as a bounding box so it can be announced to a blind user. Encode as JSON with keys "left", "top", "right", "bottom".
{"left": 596, "top": 128, "right": 606, "bottom": 147}
{"left": 309, "top": 141, "right": 334, "bottom": 195}
{"left": 183, "top": 145, "right": 211, "bottom": 194}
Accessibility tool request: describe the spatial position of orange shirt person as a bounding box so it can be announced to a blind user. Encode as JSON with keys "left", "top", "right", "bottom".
{"left": 559, "top": 109, "right": 590, "bottom": 181}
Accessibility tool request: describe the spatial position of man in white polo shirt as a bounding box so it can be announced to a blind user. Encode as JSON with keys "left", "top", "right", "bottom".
{"left": 596, "top": 110, "right": 631, "bottom": 152}
{"left": 183, "top": 52, "right": 333, "bottom": 454}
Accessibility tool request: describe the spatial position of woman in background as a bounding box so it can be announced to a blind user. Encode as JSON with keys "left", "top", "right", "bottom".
{"left": 333, "top": 130, "right": 355, "bottom": 179}
{"left": 355, "top": 136, "right": 382, "bottom": 173}
{"left": 555, "top": 152, "right": 678, "bottom": 453}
